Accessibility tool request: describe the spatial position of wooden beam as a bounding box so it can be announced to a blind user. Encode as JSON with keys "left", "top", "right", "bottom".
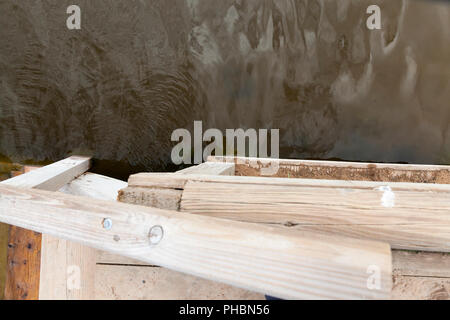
{"left": 392, "top": 251, "right": 450, "bottom": 278}
{"left": 60, "top": 173, "right": 127, "bottom": 201}
{"left": 0, "top": 185, "right": 392, "bottom": 300}
{"left": 2, "top": 156, "right": 90, "bottom": 190}
{"left": 208, "top": 156, "right": 450, "bottom": 184}
{"left": 124, "top": 173, "right": 450, "bottom": 252}
{"left": 1, "top": 156, "right": 92, "bottom": 300}
{"left": 176, "top": 162, "right": 235, "bottom": 176}
{"left": 4, "top": 226, "right": 41, "bottom": 300}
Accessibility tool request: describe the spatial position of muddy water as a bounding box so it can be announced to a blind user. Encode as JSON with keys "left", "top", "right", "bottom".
{"left": 0, "top": 0, "right": 449, "bottom": 176}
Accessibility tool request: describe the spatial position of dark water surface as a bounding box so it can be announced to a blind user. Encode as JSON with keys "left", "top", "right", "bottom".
{"left": 0, "top": 0, "right": 449, "bottom": 177}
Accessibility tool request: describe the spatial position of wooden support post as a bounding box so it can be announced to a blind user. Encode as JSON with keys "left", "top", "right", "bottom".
{"left": 1, "top": 156, "right": 93, "bottom": 300}
{"left": 0, "top": 184, "right": 392, "bottom": 300}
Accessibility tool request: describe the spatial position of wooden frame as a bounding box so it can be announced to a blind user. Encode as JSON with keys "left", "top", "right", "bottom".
{"left": 2, "top": 155, "right": 450, "bottom": 300}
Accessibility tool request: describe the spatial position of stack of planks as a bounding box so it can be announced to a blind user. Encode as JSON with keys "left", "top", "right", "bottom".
{"left": 118, "top": 157, "right": 450, "bottom": 300}
{"left": 0, "top": 156, "right": 449, "bottom": 299}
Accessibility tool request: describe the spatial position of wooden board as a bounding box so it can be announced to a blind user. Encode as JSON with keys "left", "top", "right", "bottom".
{"left": 208, "top": 156, "right": 450, "bottom": 184}
{"left": 176, "top": 162, "right": 235, "bottom": 176}
{"left": 0, "top": 184, "right": 392, "bottom": 300}
{"left": 4, "top": 226, "right": 42, "bottom": 299}
{"left": 392, "top": 251, "right": 450, "bottom": 278}
{"left": 124, "top": 173, "right": 450, "bottom": 252}
{"left": 0, "top": 156, "right": 93, "bottom": 300}
{"left": 60, "top": 173, "right": 127, "bottom": 201}
{"left": 2, "top": 157, "right": 90, "bottom": 190}
{"left": 95, "top": 265, "right": 264, "bottom": 300}
{"left": 392, "top": 276, "right": 450, "bottom": 300}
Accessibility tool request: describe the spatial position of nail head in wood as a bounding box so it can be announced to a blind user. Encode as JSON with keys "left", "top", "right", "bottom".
{"left": 102, "top": 218, "right": 113, "bottom": 230}
{"left": 149, "top": 226, "right": 163, "bottom": 245}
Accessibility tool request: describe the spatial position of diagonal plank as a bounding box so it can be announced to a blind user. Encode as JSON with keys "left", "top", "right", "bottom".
{"left": 1, "top": 156, "right": 92, "bottom": 300}
{"left": 0, "top": 184, "right": 392, "bottom": 300}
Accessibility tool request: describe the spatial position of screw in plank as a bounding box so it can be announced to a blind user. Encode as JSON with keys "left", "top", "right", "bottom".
{"left": 149, "top": 225, "right": 164, "bottom": 245}
{"left": 102, "top": 218, "right": 113, "bottom": 230}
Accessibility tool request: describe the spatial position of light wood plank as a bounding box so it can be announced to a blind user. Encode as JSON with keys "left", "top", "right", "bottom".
{"left": 208, "top": 156, "right": 450, "bottom": 184}
{"left": 60, "top": 173, "right": 127, "bottom": 201}
{"left": 392, "top": 251, "right": 450, "bottom": 278}
{"left": 2, "top": 156, "right": 90, "bottom": 190}
{"left": 126, "top": 173, "right": 450, "bottom": 252}
{"left": 176, "top": 162, "right": 235, "bottom": 176}
{"left": 1, "top": 157, "right": 94, "bottom": 300}
{"left": 4, "top": 226, "right": 41, "bottom": 300}
{"left": 0, "top": 185, "right": 392, "bottom": 300}
{"left": 95, "top": 265, "right": 264, "bottom": 300}
{"left": 392, "top": 276, "right": 450, "bottom": 300}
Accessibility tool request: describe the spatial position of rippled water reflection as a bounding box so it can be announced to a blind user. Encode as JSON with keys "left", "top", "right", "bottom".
{"left": 0, "top": 0, "right": 449, "bottom": 173}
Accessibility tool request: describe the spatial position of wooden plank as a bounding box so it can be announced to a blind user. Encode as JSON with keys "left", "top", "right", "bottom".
{"left": 392, "top": 251, "right": 450, "bottom": 278}
{"left": 59, "top": 173, "right": 127, "bottom": 201}
{"left": 4, "top": 227, "right": 42, "bottom": 300}
{"left": 1, "top": 157, "right": 92, "bottom": 300}
{"left": 392, "top": 276, "right": 450, "bottom": 300}
{"left": 126, "top": 173, "right": 450, "bottom": 252}
{"left": 176, "top": 162, "right": 235, "bottom": 176}
{"left": 3, "top": 166, "right": 42, "bottom": 300}
{"left": 0, "top": 185, "right": 392, "bottom": 300}
{"left": 95, "top": 265, "right": 264, "bottom": 300}
{"left": 208, "top": 156, "right": 450, "bottom": 184}
{"left": 2, "top": 156, "right": 90, "bottom": 190}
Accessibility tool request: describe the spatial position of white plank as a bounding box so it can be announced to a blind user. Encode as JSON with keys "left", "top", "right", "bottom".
{"left": 1, "top": 156, "right": 90, "bottom": 190}
{"left": 0, "top": 185, "right": 392, "bottom": 300}
{"left": 176, "top": 162, "right": 235, "bottom": 176}
{"left": 208, "top": 156, "right": 450, "bottom": 172}
{"left": 60, "top": 173, "right": 127, "bottom": 201}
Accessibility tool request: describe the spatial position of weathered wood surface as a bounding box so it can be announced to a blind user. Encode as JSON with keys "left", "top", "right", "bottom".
{"left": 0, "top": 184, "right": 392, "bottom": 299}
{"left": 3, "top": 166, "right": 43, "bottom": 300}
{"left": 176, "top": 162, "right": 235, "bottom": 176}
{"left": 392, "top": 251, "right": 450, "bottom": 278}
{"left": 95, "top": 265, "right": 264, "bottom": 300}
{"left": 60, "top": 173, "right": 127, "bottom": 201}
{"left": 2, "top": 157, "right": 90, "bottom": 190}
{"left": 0, "top": 157, "right": 94, "bottom": 300}
{"left": 4, "top": 226, "right": 42, "bottom": 300}
{"left": 125, "top": 173, "right": 450, "bottom": 252}
{"left": 392, "top": 276, "right": 450, "bottom": 300}
{"left": 208, "top": 156, "right": 450, "bottom": 184}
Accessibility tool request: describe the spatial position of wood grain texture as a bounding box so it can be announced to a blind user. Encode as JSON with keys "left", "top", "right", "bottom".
{"left": 176, "top": 162, "right": 235, "bottom": 176}
{"left": 392, "top": 276, "right": 450, "bottom": 300}
{"left": 208, "top": 156, "right": 450, "bottom": 184}
{"left": 392, "top": 251, "right": 450, "bottom": 278}
{"left": 1, "top": 157, "right": 93, "bottom": 300}
{"left": 127, "top": 173, "right": 450, "bottom": 252}
{"left": 4, "top": 226, "right": 42, "bottom": 300}
{"left": 2, "top": 157, "right": 90, "bottom": 190}
{"left": 60, "top": 173, "right": 127, "bottom": 201}
{"left": 95, "top": 265, "right": 264, "bottom": 300}
{"left": 0, "top": 185, "right": 392, "bottom": 300}
{"left": 3, "top": 166, "right": 42, "bottom": 300}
